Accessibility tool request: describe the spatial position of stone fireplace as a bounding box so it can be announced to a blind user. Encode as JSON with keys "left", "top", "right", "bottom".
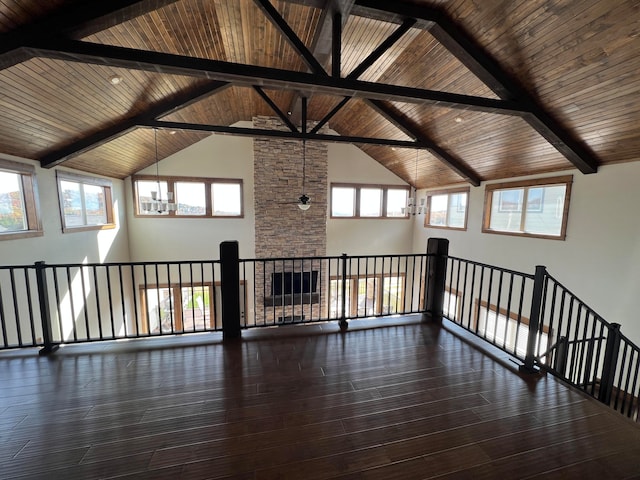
{"left": 253, "top": 116, "right": 328, "bottom": 323}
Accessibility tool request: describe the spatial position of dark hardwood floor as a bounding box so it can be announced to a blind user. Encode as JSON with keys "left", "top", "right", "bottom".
{"left": 1, "top": 317, "right": 640, "bottom": 479}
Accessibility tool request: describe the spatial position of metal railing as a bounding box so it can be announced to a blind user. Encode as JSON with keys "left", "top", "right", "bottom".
{"left": 537, "top": 273, "right": 639, "bottom": 420}
{"left": 239, "top": 253, "right": 429, "bottom": 328}
{"left": 442, "top": 256, "right": 535, "bottom": 361}
{"left": 0, "top": 260, "right": 221, "bottom": 351}
{"left": 439, "top": 248, "right": 639, "bottom": 422}
{"left": 0, "top": 238, "right": 638, "bottom": 422}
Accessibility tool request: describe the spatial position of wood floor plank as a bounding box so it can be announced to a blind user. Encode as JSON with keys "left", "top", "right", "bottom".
{"left": 0, "top": 317, "right": 639, "bottom": 479}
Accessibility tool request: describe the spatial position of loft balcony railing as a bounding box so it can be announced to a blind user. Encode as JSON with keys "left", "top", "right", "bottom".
{"left": 0, "top": 238, "right": 638, "bottom": 422}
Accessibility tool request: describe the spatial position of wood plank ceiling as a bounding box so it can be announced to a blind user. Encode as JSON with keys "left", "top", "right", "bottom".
{"left": 0, "top": 0, "right": 638, "bottom": 188}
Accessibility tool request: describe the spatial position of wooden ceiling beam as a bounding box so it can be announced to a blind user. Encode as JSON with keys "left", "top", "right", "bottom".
{"left": 27, "top": 39, "right": 525, "bottom": 115}
{"left": 0, "top": 0, "right": 180, "bottom": 70}
{"left": 287, "top": 0, "right": 354, "bottom": 125}
{"left": 253, "top": 87, "right": 299, "bottom": 132}
{"left": 366, "top": 99, "right": 481, "bottom": 187}
{"left": 39, "top": 81, "right": 230, "bottom": 168}
{"left": 145, "top": 119, "right": 431, "bottom": 151}
{"left": 309, "top": 18, "right": 419, "bottom": 133}
{"left": 353, "top": 0, "right": 600, "bottom": 174}
{"left": 253, "top": 0, "right": 327, "bottom": 75}
{"left": 346, "top": 18, "right": 416, "bottom": 80}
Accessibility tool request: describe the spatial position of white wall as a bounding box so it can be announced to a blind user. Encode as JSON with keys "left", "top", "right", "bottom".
{"left": 126, "top": 130, "right": 256, "bottom": 261}
{"left": 327, "top": 143, "right": 413, "bottom": 256}
{"left": 0, "top": 154, "right": 130, "bottom": 265}
{"left": 413, "top": 162, "right": 640, "bottom": 345}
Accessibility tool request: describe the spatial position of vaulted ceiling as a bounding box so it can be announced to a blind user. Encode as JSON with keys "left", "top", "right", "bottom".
{"left": 0, "top": 0, "right": 638, "bottom": 189}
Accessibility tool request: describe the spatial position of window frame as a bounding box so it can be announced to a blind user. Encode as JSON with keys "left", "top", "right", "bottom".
{"left": 473, "top": 299, "right": 551, "bottom": 358}
{"left": 133, "top": 175, "right": 244, "bottom": 218}
{"left": 139, "top": 282, "right": 216, "bottom": 334}
{"left": 0, "top": 159, "right": 43, "bottom": 240}
{"left": 482, "top": 175, "right": 573, "bottom": 240}
{"left": 329, "top": 273, "right": 406, "bottom": 317}
{"left": 330, "top": 183, "right": 410, "bottom": 219}
{"left": 424, "top": 187, "right": 470, "bottom": 230}
{"left": 56, "top": 171, "right": 115, "bottom": 233}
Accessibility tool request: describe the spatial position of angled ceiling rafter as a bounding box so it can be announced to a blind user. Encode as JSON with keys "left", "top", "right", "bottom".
{"left": 308, "top": 17, "right": 418, "bottom": 134}
{"left": 286, "top": 0, "right": 355, "bottom": 124}
{"left": 353, "top": 0, "right": 600, "bottom": 174}
{"left": 0, "top": 0, "right": 181, "bottom": 70}
{"left": 253, "top": 0, "right": 327, "bottom": 75}
{"left": 40, "top": 81, "right": 231, "bottom": 168}
{"left": 365, "top": 99, "right": 481, "bottom": 187}
{"left": 253, "top": 86, "right": 299, "bottom": 132}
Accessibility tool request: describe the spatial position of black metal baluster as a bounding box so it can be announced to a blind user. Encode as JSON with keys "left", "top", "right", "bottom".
{"left": 93, "top": 265, "right": 103, "bottom": 340}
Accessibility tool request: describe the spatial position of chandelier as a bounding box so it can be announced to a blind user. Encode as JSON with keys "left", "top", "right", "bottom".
{"left": 402, "top": 149, "right": 425, "bottom": 215}
{"left": 141, "top": 128, "right": 176, "bottom": 214}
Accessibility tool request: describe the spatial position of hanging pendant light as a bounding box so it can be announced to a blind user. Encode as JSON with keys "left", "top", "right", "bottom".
{"left": 141, "top": 128, "right": 176, "bottom": 214}
{"left": 401, "top": 149, "right": 426, "bottom": 216}
{"left": 298, "top": 140, "right": 311, "bottom": 211}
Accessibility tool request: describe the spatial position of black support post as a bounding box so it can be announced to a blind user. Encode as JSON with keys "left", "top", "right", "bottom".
{"left": 339, "top": 253, "right": 348, "bottom": 331}
{"left": 598, "top": 323, "right": 621, "bottom": 406}
{"left": 424, "top": 238, "right": 449, "bottom": 323}
{"left": 520, "top": 265, "right": 546, "bottom": 373}
{"left": 35, "top": 261, "right": 58, "bottom": 355}
{"left": 220, "top": 241, "right": 242, "bottom": 340}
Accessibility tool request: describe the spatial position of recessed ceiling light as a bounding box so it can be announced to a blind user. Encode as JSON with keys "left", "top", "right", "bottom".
{"left": 454, "top": 116, "right": 463, "bottom": 123}
{"left": 169, "top": 130, "right": 177, "bottom": 135}
{"left": 109, "top": 75, "right": 123, "bottom": 85}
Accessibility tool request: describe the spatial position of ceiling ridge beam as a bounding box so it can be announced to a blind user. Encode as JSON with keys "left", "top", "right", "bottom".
{"left": 145, "top": 119, "right": 431, "bottom": 150}
{"left": 353, "top": 0, "right": 600, "bottom": 174}
{"left": 39, "top": 81, "right": 231, "bottom": 168}
{"left": 253, "top": 0, "right": 327, "bottom": 75}
{"left": 26, "top": 38, "right": 526, "bottom": 115}
{"left": 0, "top": 0, "right": 180, "bottom": 70}
{"left": 366, "top": 99, "right": 481, "bottom": 187}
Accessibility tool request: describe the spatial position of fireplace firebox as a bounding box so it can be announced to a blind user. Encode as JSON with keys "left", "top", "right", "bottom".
{"left": 264, "top": 271, "right": 319, "bottom": 306}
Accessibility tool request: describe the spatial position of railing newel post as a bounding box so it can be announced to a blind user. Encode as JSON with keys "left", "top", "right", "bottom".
{"left": 220, "top": 241, "right": 242, "bottom": 340}
{"left": 598, "top": 323, "right": 621, "bottom": 406}
{"left": 339, "top": 253, "right": 348, "bottom": 330}
{"left": 520, "top": 265, "right": 546, "bottom": 373}
{"left": 424, "top": 238, "right": 449, "bottom": 323}
{"left": 35, "top": 261, "right": 58, "bottom": 355}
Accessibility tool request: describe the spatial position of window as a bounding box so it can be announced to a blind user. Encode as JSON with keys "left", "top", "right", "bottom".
{"left": 57, "top": 172, "right": 114, "bottom": 232}
{"left": 133, "top": 176, "right": 243, "bottom": 218}
{"left": 425, "top": 187, "right": 469, "bottom": 230}
{"left": 140, "top": 283, "right": 216, "bottom": 334}
{"left": 330, "top": 183, "right": 409, "bottom": 218}
{"left": 474, "top": 300, "right": 550, "bottom": 358}
{"left": 329, "top": 274, "right": 405, "bottom": 317}
{"left": 0, "top": 159, "right": 42, "bottom": 240}
{"left": 483, "top": 176, "right": 572, "bottom": 240}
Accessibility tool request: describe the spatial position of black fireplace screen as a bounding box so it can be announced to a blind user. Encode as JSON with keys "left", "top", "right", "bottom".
{"left": 271, "top": 271, "right": 319, "bottom": 296}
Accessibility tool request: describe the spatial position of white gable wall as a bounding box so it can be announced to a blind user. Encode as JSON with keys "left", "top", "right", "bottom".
{"left": 412, "top": 162, "right": 640, "bottom": 344}
{"left": 0, "top": 154, "right": 130, "bottom": 265}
